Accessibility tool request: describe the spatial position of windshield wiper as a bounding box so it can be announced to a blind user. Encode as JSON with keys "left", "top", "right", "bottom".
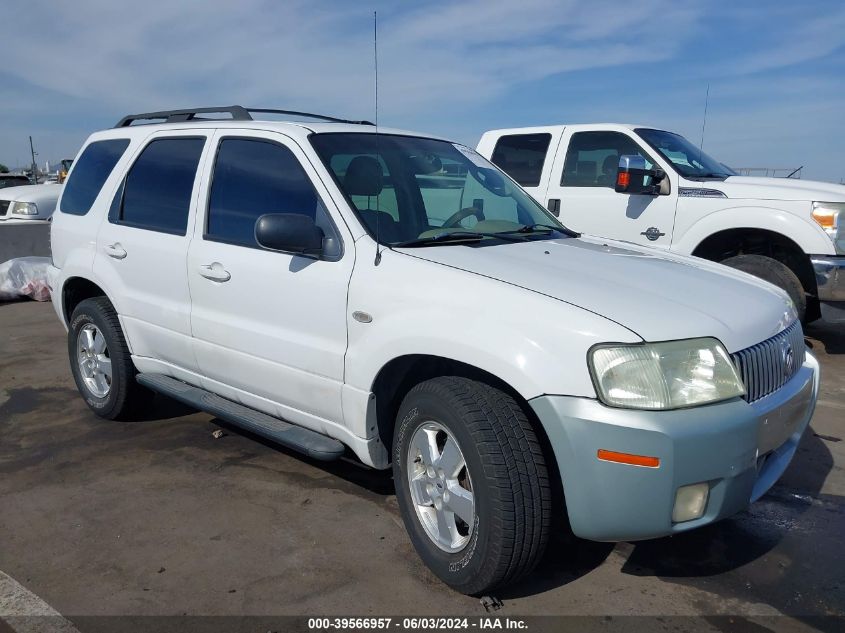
{"left": 690, "top": 172, "right": 730, "bottom": 179}
{"left": 391, "top": 231, "right": 529, "bottom": 248}
{"left": 509, "top": 223, "right": 581, "bottom": 238}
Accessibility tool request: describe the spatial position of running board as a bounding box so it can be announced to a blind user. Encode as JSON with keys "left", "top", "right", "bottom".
{"left": 136, "top": 373, "right": 345, "bottom": 461}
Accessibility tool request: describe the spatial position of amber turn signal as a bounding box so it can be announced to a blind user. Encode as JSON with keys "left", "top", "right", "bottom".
{"left": 597, "top": 449, "right": 660, "bottom": 468}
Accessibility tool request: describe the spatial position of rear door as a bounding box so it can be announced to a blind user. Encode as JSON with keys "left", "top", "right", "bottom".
{"left": 187, "top": 130, "right": 354, "bottom": 435}
{"left": 544, "top": 129, "right": 678, "bottom": 248}
{"left": 482, "top": 130, "right": 562, "bottom": 210}
{"left": 94, "top": 131, "right": 211, "bottom": 376}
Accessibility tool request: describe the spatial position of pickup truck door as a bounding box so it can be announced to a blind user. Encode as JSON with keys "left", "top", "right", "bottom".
{"left": 482, "top": 130, "right": 564, "bottom": 207}
{"left": 544, "top": 129, "right": 678, "bottom": 248}
{"left": 187, "top": 130, "right": 354, "bottom": 435}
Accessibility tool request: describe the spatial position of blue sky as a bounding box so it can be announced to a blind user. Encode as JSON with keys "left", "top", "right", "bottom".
{"left": 1, "top": 0, "right": 843, "bottom": 182}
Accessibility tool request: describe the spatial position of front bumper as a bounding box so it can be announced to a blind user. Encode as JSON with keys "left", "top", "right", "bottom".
{"left": 530, "top": 351, "right": 819, "bottom": 542}
{"left": 811, "top": 255, "right": 845, "bottom": 322}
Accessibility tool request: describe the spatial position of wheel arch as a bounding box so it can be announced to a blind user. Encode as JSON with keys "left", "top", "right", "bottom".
{"left": 61, "top": 276, "right": 109, "bottom": 325}
{"left": 691, "top": 227, "right": 818, "bottom": 297}
{"left": 369, "top": 353, "right": 565, "bottom": 513}
{"left": 371, "top": 354, "right": 560, "bottom": 479}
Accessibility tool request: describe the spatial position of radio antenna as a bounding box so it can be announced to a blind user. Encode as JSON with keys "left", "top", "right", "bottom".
{"left": 698, "top": 83, "right": 710, "bottom": 171}
{"left": 373, "top": 10, "right": 383, "bottom": 266}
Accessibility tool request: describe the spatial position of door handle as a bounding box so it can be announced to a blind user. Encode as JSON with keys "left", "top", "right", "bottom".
{"left": 547, "top": 198, "right": 561, "bottom": 217}
{"left": 104, "top": 243, "right": 127, "bottom": 259}
{"left": 198, "top": 263, "right": 231, "bottom": 282}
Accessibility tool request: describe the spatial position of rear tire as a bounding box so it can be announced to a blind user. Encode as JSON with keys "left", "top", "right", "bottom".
{"left": 721, "top": 254, "right": 806, "bottom": 322}
{"left": 68, "top": 297, "right": 145, "bottom": 420}
{"left": 393, "top": 376, "right": 552, "bottom": 595}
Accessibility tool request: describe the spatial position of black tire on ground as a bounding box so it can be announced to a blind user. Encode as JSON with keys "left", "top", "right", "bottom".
{"left": 68, "top": 297, "right": 146, "bottom": 420}
{"left": 392, "top": 376, "right": 552, "bottom": 595}
{"left": 721, "top": 254, "right": 807, "bottom": 322}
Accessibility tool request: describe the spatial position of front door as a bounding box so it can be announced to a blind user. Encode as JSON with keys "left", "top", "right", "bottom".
{"left": 545, "top": 130, "right": 678, "bottom": 249}
{"left": 187, "top": 131, "right": 354, "bottom": 434}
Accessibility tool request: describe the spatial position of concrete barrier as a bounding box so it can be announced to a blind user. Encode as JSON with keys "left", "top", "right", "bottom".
{"left": 0, "top": 222, "right": 51, "bottom": 262}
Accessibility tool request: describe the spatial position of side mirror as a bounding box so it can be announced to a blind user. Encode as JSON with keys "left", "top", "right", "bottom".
{"left": 255, "top": 213, "right": 324, "bottom": 256}
{"left": 615, "top": 155, "right": 665, "bottom": 195}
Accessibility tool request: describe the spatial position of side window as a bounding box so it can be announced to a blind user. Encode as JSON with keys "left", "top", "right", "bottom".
{"left": 61, "top": 139, "right": 130, "bottom": 215}
{"left": 114, "top": 137, "right": 205, "bottom": 235}
{"left": 207, "top": 138, "right": 338, "bottom": 252}
{"left": 490, "top": 133, "right": 551, "bottom": 187}
{"left": 561, "top": 132, "right": 653, "bottom": 188}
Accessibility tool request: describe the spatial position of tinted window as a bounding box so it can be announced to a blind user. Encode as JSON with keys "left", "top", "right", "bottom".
{"left": 61, "top": 139, "right": 129, "bottom": 214}
{"left": 116, "top": 137, "right": 205, "bottom": 235}
{"left": 490, "top": 133, "right": 551, "bottom": 187}
{"left": 561, "top": 132, "right": 654, "bottom": 187}
{"left": 207, "top": 138, "right": 334, "bottom": 249}
{"left": 0, "top": 175, "right": 30, "bottom": 189}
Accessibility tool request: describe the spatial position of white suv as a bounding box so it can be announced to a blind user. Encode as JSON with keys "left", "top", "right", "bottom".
{"left": 50, "top": 106, "right": 819, "bottom": 595}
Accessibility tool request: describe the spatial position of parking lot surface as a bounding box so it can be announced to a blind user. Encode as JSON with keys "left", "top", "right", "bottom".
{"left": 1, "top": 301, "right": 843, "bottom": 627}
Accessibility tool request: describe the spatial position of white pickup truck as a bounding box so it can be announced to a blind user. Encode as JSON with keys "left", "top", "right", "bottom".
{"left": 478, "top": 125, "right": 845, "bottom": 323}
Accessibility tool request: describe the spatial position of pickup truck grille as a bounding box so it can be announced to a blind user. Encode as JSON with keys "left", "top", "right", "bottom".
{"left": 0, "top": 200, "right": 9, "bottom": 216}
{"left": 731, "top": 320, "right": 805, "bottom": 403}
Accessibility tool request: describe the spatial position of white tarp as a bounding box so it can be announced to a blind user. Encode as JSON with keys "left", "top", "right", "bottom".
{"left": 0, "top": 257, "right": 52, "bottom": 302}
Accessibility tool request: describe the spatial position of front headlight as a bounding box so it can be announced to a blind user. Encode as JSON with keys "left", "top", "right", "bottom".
{"left": 812, "top": 201, "right": 844, "bottom": 253}
{"left": 12, "top": 201, "right": 38, "bottom": 215}
{"left": 589, "top": 338, "right": 745, "bottom": 410}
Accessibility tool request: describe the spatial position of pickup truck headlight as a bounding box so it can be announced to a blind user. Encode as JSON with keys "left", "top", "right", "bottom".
{"left": 12, "top": 201, "right": 38, "bottom": 215}
{"left": 589, "top": 338, "right": 745, "bottom": 410}
{"left": 812, "top": 201, "right": 844, "bottom": 253}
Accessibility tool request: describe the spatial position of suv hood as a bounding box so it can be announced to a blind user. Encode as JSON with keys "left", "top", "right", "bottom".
{"left": 399, "top": 237, "right": 796, "bottom": 352}
{"left": 715, "top": 176, "right": 845, "bottom": 202}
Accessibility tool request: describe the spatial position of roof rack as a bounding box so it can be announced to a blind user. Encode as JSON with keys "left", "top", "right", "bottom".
{"left": 114, "top": 106, "right": 374, "bottom": 128}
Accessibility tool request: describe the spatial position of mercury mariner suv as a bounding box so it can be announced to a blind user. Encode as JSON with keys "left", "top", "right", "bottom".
{"left": 49, "top": 106, "right": 819, "bottom": 595}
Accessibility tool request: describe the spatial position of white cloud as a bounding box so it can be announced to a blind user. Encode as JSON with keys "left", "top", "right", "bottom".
{"left": 0, "top": 0, "right": 701, "bottom": 118}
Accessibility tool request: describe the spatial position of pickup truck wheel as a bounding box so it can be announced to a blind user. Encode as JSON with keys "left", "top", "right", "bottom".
{"left": 393, "top": 377, "right": 551, "bottom": 595}
{"left": 721, "top": 254, "right": 806, "bottom": 322}
{"left": 68, "top": 297, "right": 145, "bottom": 420}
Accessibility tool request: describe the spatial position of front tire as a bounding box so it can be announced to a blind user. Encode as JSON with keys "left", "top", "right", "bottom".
{"left": 721, "top": 254, "right": 807, "bottom": 322}
{"left": 68, "top": 297, "right": 145, "bottom": 420}
{"left": 393, "top": 377, "right": 551, "bottom": 595}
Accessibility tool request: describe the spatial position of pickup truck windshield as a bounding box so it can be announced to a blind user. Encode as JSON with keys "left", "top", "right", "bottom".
{"left": 636, "top": 128, "right": 736, "bottom": 180}
{"left": 311, "top": 133, "right": 570, "bottom": 246}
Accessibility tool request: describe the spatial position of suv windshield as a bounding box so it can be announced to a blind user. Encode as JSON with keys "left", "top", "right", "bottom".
{"left": 311, "top": 133, "right": 570, "bottom": 246}
{"left": 636, "top": 128, "right": 736, "bottom": 180}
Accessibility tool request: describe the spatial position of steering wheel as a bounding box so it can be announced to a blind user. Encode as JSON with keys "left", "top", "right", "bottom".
{"left": 442, "top": 206, "right": 484, "bottom": 228}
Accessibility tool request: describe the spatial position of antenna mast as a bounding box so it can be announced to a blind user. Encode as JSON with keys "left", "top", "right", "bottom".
{"left": 698, "top": 84, "right": 709, "bottom": 171}
{"left": 373, "top": 11, "right": 383, "bottom": 265}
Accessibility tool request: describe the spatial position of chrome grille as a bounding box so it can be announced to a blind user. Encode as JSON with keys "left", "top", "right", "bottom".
{"left": 0, "top": 200, "right": 9, "bottom": 216}
{"left": 731, "top": 321, "right": 805, "bottom": 403}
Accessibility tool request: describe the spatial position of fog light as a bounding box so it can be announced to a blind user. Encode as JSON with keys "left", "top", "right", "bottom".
{"left": 672, "top": 483, "right": 709, "bottom": 523}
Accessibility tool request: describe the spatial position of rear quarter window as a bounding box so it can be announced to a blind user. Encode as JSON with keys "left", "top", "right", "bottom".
{"left": 61, "top": 139, "right": 130, "bottom": 215}
{"left": 490, "top": 133, "right": 551, "bottom": 187}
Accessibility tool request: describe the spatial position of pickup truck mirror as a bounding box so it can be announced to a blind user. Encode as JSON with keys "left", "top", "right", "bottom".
{"left": 255, "top": 213, "right": 324, "bottom": 256}
{"left": 615, "top": 155, "right": 666, "bottom": 195}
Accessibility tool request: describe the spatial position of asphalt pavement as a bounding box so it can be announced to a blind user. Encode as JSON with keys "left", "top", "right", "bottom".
{"left": 0, "top": 301, "right": 842, "bottom": 631}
